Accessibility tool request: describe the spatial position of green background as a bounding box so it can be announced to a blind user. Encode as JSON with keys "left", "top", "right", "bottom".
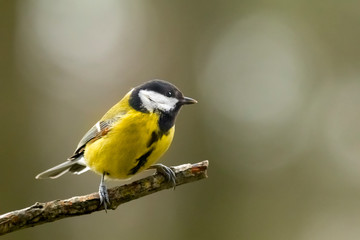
{"left": 1, "top": 1, "right": 360, "bottom": 239}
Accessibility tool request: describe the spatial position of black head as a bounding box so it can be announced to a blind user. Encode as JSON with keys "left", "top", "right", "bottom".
{"left": 129, "top": 79, "right": 197, "bottom": 113}
{"left": 129, "top": 79, "right": 197, "bottom": 132}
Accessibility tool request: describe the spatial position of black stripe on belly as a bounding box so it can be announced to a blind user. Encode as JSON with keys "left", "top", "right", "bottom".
{"left": 129, "top": 148, "right": 154, "bottom": 175}
{"left": 147, "top": 131, "right": 160, "bottom": 147}
{"left": 147, "top": 129, "right": 171, "bottom": 148}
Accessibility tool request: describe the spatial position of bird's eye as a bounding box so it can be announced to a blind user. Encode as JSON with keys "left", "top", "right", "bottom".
{"left": 167, "top": 91, "right": 172, "bottom": 97}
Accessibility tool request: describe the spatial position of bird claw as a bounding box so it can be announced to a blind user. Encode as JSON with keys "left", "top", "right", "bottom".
{"left": 150, "top": 164, "right": 176, "bottom": 189}
{"left": 99, "top": 174, "right": 110, "bottom": 212}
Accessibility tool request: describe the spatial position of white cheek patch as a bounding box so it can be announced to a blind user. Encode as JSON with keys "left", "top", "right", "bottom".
{"left": 139, "top": 90, "right": 178, "bottom": 112}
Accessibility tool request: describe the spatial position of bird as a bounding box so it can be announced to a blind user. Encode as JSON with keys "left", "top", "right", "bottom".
{"left": 36, "top": 80, "right": 197, "bottom": 210}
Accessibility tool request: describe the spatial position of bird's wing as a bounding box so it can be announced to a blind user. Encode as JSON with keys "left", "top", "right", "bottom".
{"left": 69, "top": 94, "right": 130, "bottom": 159}
{"left": 69, "top": 119, "right": 116, "bottom": 159}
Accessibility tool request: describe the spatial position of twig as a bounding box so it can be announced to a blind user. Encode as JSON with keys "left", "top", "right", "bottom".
{"left": 0, "top": 160, "right": 208, "bottom": 236}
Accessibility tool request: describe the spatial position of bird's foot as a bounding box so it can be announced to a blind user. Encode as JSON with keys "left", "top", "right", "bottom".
{"left": 149, "top": 163, "right": 176, "bottom": 189}
{"left": 99, "top": 174, "right": 110, "bottom": 212}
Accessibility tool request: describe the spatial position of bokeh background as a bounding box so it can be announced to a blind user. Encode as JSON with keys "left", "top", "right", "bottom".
{"left": 2, "top": 0, "right": 360, "bottom": 239}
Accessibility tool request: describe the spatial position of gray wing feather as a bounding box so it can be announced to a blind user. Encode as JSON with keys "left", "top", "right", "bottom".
{"left": 72, "top": 120, "right": 112, "bottom": 156}
{"left": 36, "top": 117, "right": 121, "bottom": 180}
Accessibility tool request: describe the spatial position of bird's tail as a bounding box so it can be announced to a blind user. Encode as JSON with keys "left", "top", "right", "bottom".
{"left": 35, "top": 156, "right": 89, "bottom": 179}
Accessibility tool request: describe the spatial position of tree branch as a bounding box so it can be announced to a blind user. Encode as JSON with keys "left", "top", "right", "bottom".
{"left": 0, "top": 160, "right": 208, "bottom": 236}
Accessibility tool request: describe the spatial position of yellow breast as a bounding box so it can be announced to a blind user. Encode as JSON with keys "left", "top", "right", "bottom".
{"left": 84, "top": 109, "right": 175, "bottom": 179}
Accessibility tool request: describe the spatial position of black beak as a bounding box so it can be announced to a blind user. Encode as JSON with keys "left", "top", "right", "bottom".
{"left": 180, "top": 96, "right": 198, "bottom": 105}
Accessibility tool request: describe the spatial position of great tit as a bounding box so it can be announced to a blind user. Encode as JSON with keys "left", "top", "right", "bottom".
{"left": 36, "top": 80, "right": 197, "bottom": 210}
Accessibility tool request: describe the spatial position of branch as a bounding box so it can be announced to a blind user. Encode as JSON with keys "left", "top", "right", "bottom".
{"left": 0, "top": 160, "right": 208, "bottom": 236}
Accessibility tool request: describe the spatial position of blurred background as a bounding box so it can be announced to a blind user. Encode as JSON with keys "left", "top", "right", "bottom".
{"left": 1, "top": 0, "right": 360, "bottom": 239}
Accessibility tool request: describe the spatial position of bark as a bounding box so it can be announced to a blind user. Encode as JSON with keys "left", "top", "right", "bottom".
{"left": 0, "top": 160, "right": 209, "bottom": 236}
